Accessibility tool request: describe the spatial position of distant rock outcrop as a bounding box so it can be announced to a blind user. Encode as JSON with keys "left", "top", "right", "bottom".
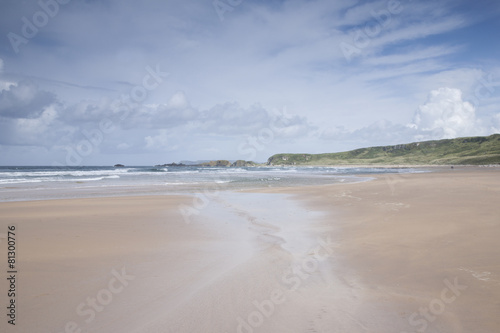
{"left": 155, "top": 163, "right": 186, "bottom": 167}
{"left": 197, "top": 160, "right": 258, "bottom": 167}
{"left": 114, "top": 164, "right": 125, "bottom": 167}
{"left": 199, "top": 160, "right": 232, "bottom": 167}
{"left": 154, "top": 160, "right": 259, "bottom": 167}
{"left": 231, "top": 160, "right": 257, "bottom": 167}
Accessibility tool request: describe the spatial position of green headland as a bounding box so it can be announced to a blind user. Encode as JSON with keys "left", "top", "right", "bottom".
{"left": 267, "top": 134, "right": 500, "bottom": 166}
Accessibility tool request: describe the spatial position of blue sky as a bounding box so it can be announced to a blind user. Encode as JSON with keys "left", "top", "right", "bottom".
{"left": 0, "top": 0, "right": 499, "bottom": 165}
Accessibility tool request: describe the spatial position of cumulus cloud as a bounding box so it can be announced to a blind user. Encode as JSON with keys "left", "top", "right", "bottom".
{"left": 197, "top": 103, "right": 316, "bottom": 138}
{"left": 61, "top": 98, "right": 115, "bottom": 123}
{"left": 144, "top": 130, "right": 172, "bottom": 150}
{"left": 321, "top": 87, "right": 498, "bottom": 147}
{"left": 319, "top": 119, "right": 415, "bottom": 146}
{"left": 138, "top": 102, "right": 318, "bottom": 155}
{"left": 410, "top": 87, "right": 487, "bottom": 140}
{"left": 167, "top": 91, "right": 190, "bottom": 109}
{"left": 268, "top": 108, "right": 317, "bottom": 139}
{"left": 198, "top": 103, "right": 270, "bottom": 135}
{"left": 117, "top": 143, "right": 130, "bottom": 150}
{"left": 125, "top": 91, "right": 198, "bottom": 130}
{"left": 492, "top": 114, "right": 500, "bottom": 132}
{"left": 0, "top": 80, "right": 57, "bottom": 119}
{"left": 144, "top": 99, "right": 198, "bottom": 130}
{"left": 0, "top": 105, "right": 72, "bottom": 147}
{"left": 60, "top": 92, "right": 199, "bottom": 129}
{"left": 0, "top": 79, "right": 71, "bottom": 148}
{"left": 0, "top": 78, "right": 317, "bottom": 157}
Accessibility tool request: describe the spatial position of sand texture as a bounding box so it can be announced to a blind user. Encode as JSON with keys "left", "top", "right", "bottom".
{"left": 0, "top": 168, "right": 499, "bottom": 332}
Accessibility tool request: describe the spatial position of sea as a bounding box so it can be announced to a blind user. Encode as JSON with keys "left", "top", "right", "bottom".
{"left": 0, "top": 165, "right": 427, "bottom": 202}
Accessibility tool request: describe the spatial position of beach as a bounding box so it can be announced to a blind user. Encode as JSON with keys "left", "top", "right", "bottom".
{"left": 1, "top": 167, "right": 499, "bottom": 332}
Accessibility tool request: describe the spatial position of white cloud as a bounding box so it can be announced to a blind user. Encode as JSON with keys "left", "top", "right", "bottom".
{"left": 320, "top": 87, "right": 499, "bottom": 148}
{"left": 144, "top": 130, "right": 177, "bottom": 151}
{"left": 117, "top": 143, "right": 130, "bottom": 150}
{"left": 320, "top": 119, "right": 415, "bottom": 147}
{"left": 0, "top": 105, "right": 72, "bottom": 147}
{"left": 167, "top": 91, "right": 190, "bottom": 109}
{"left": 373, "top": 15, "right": 466, "bottom": 49}
{"left": 195, "top": 102, "right": 316, "bottom": 138}
{"left": 362, "top": 45, "right": 463, "bottom": 66}
{"left": 198, "top": 103, "right": 270, "bottom": 134}
{"left": 0, "top": 80, "right": 57, "bottom": 119}
{"left": 410, "top": 87, "right": 486, "bottom": 140}
{"left": 492, "top": 114, "right": 500, "bottom": 133}
{"left": 60, "top": 92, "right": 199, "bottom": 129}
{"left": 0, "top": 80, "right": 16, "bottom": 93}
{"left": 1, "top": 0, "right": 499, "bottom": 164}
{"left": 338, "top": 0, "right": 387, "bottom": 26}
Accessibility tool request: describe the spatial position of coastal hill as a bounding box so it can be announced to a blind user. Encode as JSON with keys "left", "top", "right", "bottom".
{"left": 267, "top": 134, "right": 500, "bottom": 166}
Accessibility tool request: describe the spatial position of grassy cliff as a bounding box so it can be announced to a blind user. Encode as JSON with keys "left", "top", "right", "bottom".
{"left": 267, "top": 134, "right": 500, "bottom": 166}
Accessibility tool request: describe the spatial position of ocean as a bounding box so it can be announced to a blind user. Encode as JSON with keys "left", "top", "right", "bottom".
{"left": 0, "top": 165, "right": 426, "bottom": 202}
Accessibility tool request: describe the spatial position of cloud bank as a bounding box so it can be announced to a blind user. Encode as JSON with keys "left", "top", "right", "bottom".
{"left": 0, "top": 0, "right": 499, "bottom": 165}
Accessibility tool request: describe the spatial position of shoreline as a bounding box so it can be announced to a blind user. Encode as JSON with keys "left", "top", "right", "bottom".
{"left": 260, "top": 168, "right": 500, "bottom": 332}
{"left": 2, "top": 164, "right": 496, "bottom": 204}
{"left": 1, "top": 168, "right": 499, "bottom": 332}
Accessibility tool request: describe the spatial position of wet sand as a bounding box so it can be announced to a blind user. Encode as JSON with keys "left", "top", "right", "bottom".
{"left": 261, "top": 167, "right": 500, "bottom": 332}
{"left": 0, "top": 168, "right": 499, "bottom": 332}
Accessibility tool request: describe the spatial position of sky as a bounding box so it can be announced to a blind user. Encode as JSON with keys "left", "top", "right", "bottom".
{"left": 0, "top": 0, "right": 500, "bottom": 166}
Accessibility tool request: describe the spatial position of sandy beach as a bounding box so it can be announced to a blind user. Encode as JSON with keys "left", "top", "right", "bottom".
{"left": 263, "top": 167, "right": 500, "bottom": 332}
{"left": 1, "top": 168, "right": 499, "bottom": 332}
